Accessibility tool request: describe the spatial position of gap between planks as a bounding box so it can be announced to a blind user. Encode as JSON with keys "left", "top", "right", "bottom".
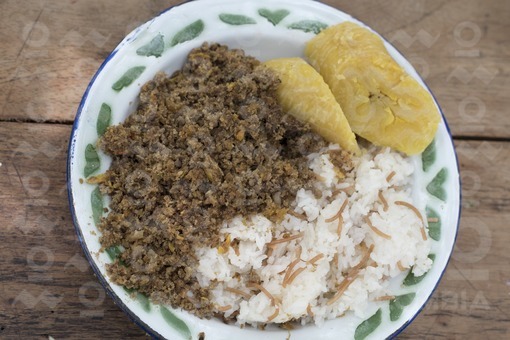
{"left": 1, "top": 120, "right": 510, "bottom": 143}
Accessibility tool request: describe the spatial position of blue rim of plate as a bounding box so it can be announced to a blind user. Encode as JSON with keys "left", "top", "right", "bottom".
{"left": 66, "top": 0, "right": 462, "bottom": 338}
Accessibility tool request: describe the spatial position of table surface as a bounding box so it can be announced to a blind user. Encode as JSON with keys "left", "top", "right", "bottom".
{"left": 1, "top": 0, "right": 509, "bottom": 339}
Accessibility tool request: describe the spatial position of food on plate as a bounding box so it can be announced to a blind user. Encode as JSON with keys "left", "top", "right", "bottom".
{"left": 98, "top": 43, "right": 327, "bottom": 318}
{"left": 96, "top": 23, "right": 437, "bottom": 326}
{"left": 264, "top": 58, "right": 360, "bottom": 155}
{"left": 195, "top": 145, "right": 431, "bottom": 325}
{"left": 305, "top": 22, "right": 440, "bottom": 155}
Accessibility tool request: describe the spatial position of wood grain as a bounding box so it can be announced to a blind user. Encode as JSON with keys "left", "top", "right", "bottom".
{"left": 1, "top": 0, "right": 508, "bottom": 137}
{"left": 0, "top": 0, "right": 509, "bottom": 339}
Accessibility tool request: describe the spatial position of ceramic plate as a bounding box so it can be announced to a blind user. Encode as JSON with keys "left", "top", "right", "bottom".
{"left": 67, "top": 0, "right": 461, "bottom": 339}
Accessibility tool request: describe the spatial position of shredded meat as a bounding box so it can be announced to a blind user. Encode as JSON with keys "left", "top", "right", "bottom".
{"left": 97, "top": 43, "right": 326, "bottom": 317}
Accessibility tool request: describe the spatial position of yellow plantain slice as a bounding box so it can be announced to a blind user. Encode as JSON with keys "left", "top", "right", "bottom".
{"left": 305, "top": 22, "right": 440, "bottom": 155}
{"left": 264, "top": 57, "right": 360, "bottom": 155}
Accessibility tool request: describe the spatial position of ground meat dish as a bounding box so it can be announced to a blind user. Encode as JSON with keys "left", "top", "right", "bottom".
{"left": 97, "top": 43, "right": 326, "bottom": 317}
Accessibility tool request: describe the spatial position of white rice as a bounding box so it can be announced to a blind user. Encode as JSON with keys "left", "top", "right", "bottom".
{"left": 195, "top": 144, "right": 432, "bottom": 326}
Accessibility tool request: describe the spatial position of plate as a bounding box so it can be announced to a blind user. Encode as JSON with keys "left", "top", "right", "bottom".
{"left": 67, "top": 0, "right": 461, "bottom": 339}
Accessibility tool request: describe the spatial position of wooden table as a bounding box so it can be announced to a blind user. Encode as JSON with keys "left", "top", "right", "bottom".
{"left": 1, "top": 0, "right": 508, "bottom": 338}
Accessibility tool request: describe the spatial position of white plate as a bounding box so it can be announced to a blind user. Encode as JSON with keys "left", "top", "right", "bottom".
{"left": 67, "top": 0, "right": 461, "bottom": 339}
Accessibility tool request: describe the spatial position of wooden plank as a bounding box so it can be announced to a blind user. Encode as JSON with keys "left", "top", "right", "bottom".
{"left": 0, "top": 0, "right": 44, "bottom": 62}
{"left": 0, "top": 0, "right": 180, "bottom": 123}
{"left": 0, "top": 122, "right": 146, "bottom": 338}
{"left": 0, "top": 0, "right": 508, "bottom": 139}
{"left": 1, "top": 121, "right": 509, "bottom": 338}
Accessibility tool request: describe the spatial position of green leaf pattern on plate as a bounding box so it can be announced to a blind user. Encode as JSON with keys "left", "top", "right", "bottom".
{"left": 105, "top": 246, "right": 122, "bottom": 261}
{"left": 427, "top": 167, "right": 448, "bottom": 201}
{"left": 112, "top": 66, "right": 146, "bottom": 92}
{"left": 136, "top": 292, "right": 151, "bottom": 312}
{"left": 403, "top": 254, "right": 436, "bottom": 286}
{"left": 84, "top": 144, "right": 100, "bottom": 177}
{"left": 288, "top": 20, "right": 328, "bottom": 34}
{"left": 258, "top": 9, "right": 290, "bottom": 25}
{"left": 161, "top": 307, "right": 192, "bottom": 339}
{"left": 124, "top": 287, "right": 152, "bottom": 313}
{"left": 171, "top": 20, "right": 205, "bottom": 47}
{"left": 389, "top": 293, "right": 416, "bottom": 321}
{"left": 422, "top": 140, "right": 436, "bottom": 172}
{"left": 219, "top": 13, "right": 256, "bottom": 25}
{"left": 426, "top": 206, "right": 441, "bottom": 241}
{"left": 96, "top": 103, "right": 112, "bottom": 137}
{"left": 136, "top": 33, "right": 165, "bottom": 57}
{"left": 354, "top": 308, "right": 382, "bottom": 340}
{"left": 91, "top": 186, "right": 103, "bottom": 225}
